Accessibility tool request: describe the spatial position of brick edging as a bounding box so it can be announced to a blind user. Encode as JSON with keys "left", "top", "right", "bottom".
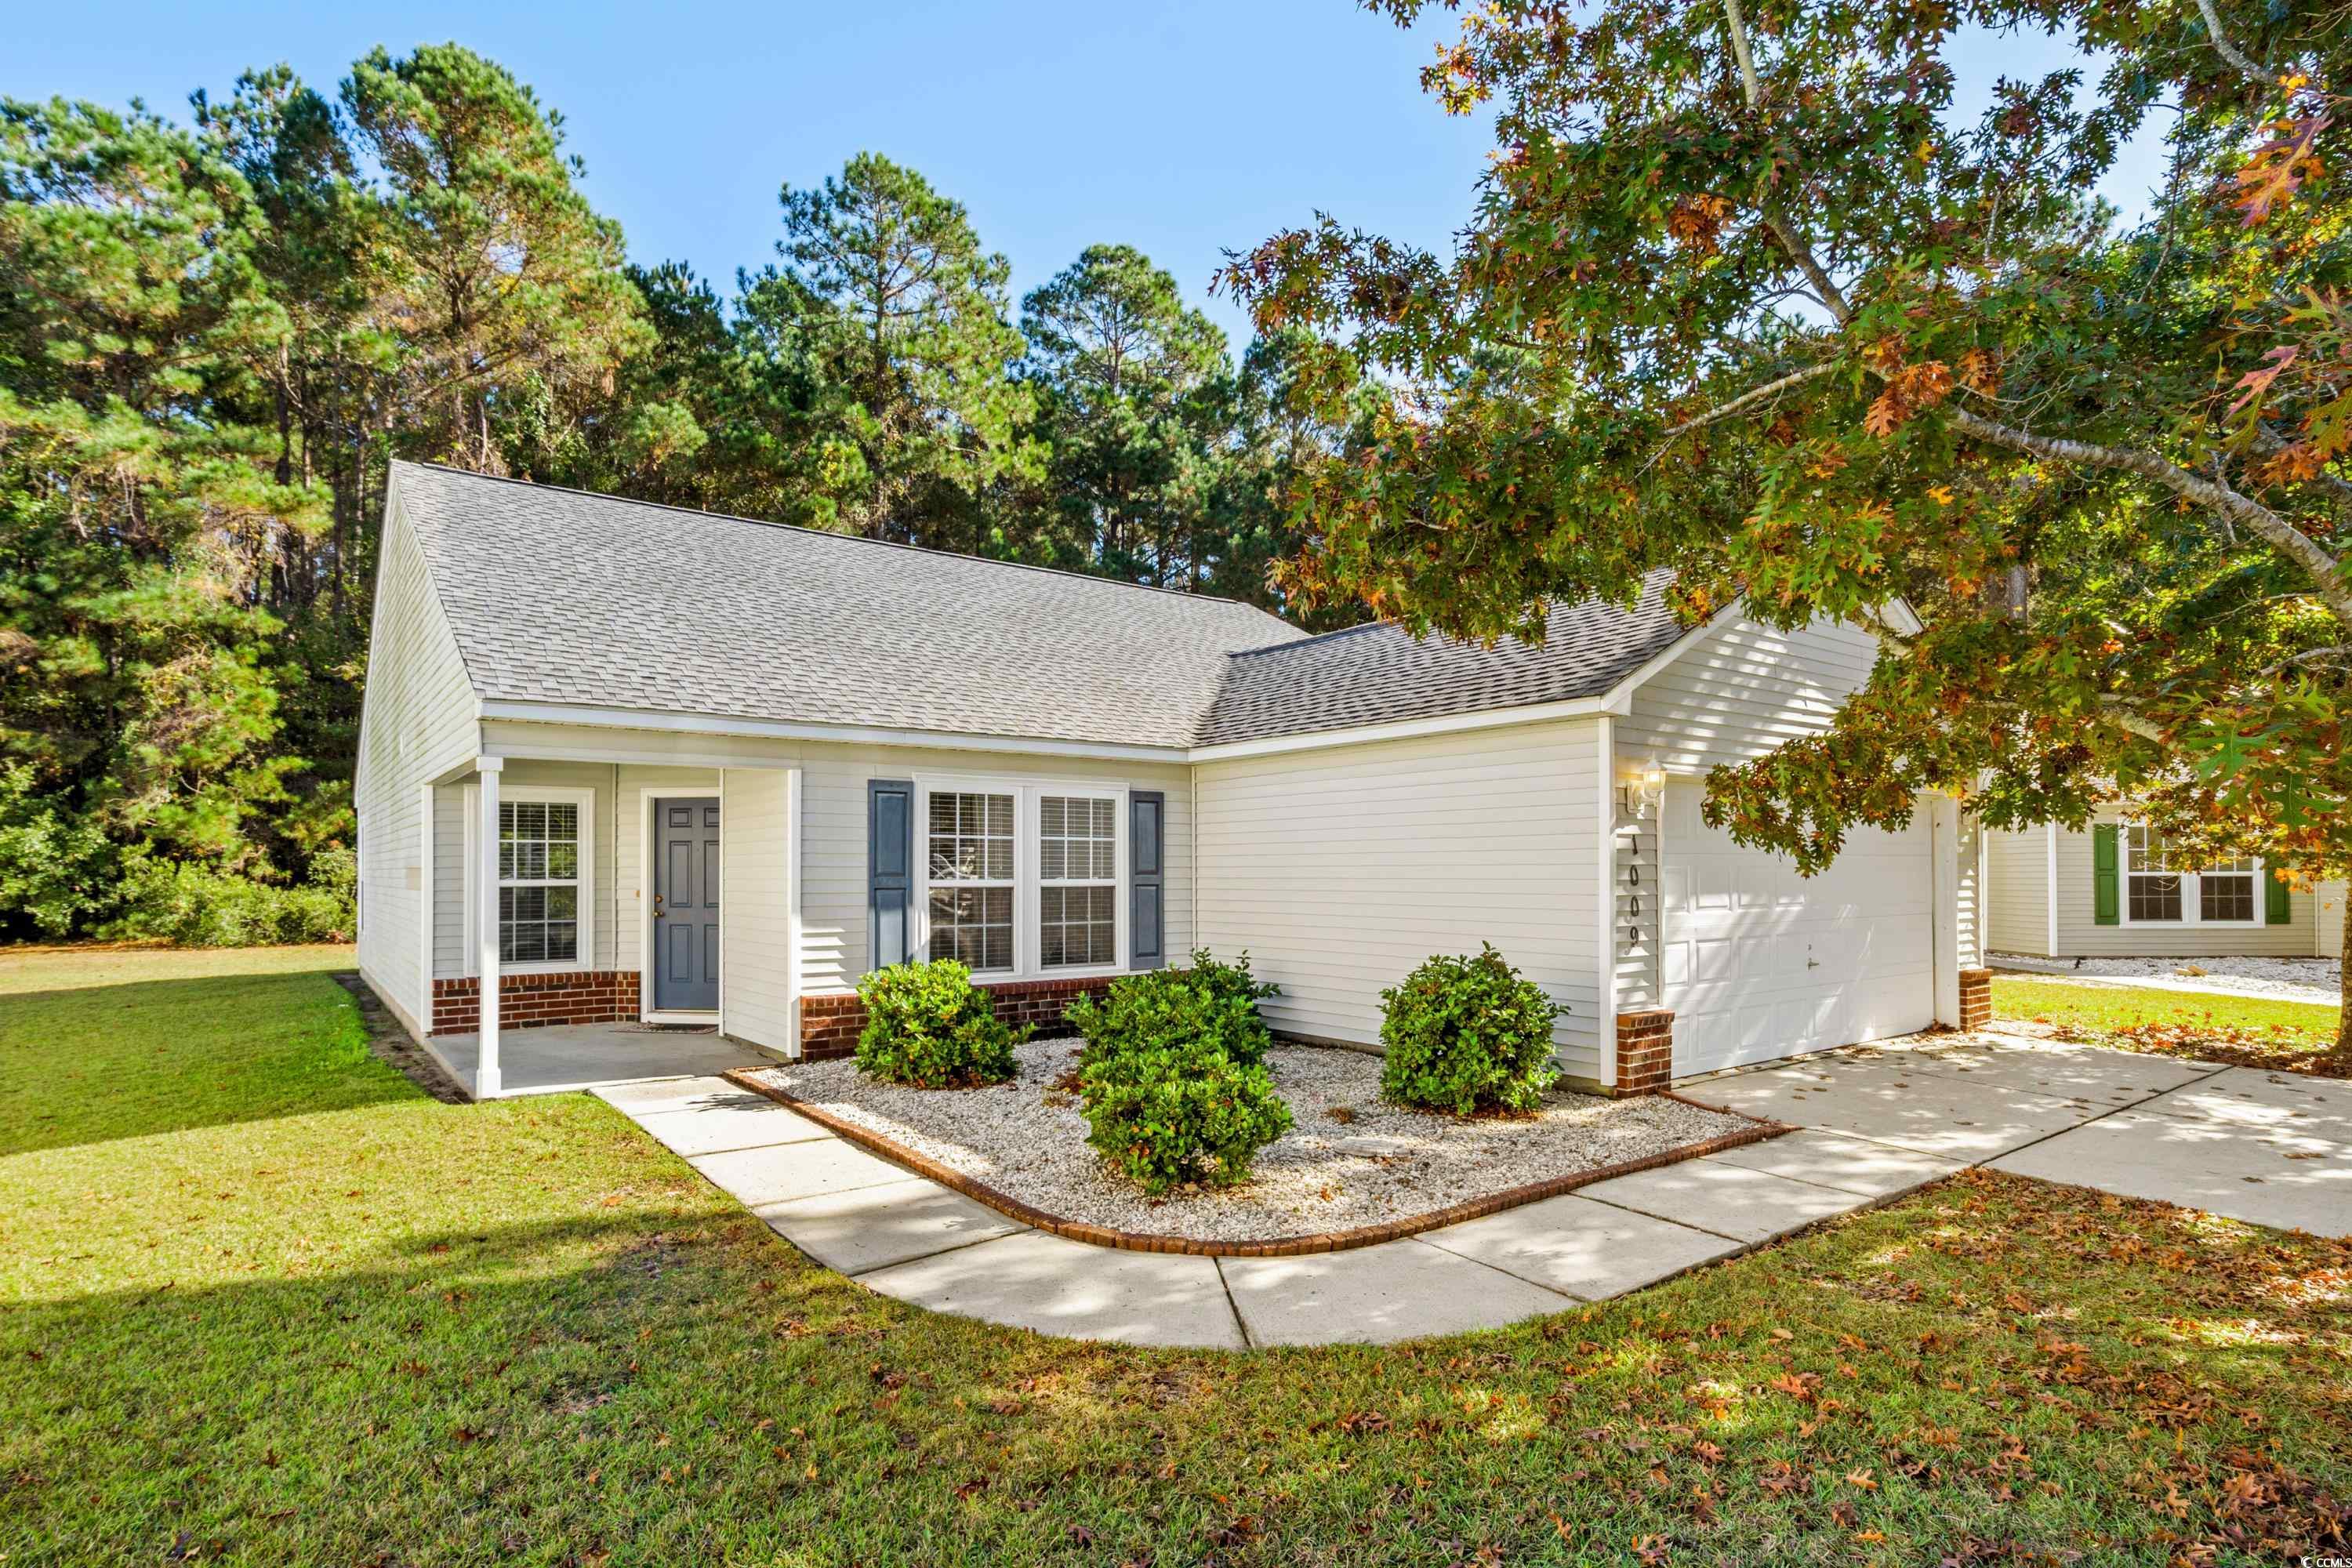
{"left": 720, "top": 1069, "right": 1795, "bottom": 1258}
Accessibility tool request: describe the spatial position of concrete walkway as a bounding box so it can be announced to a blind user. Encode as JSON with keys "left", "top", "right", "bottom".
{"left": 597, "top": 1034, "right": 2350, "bottom": 1348}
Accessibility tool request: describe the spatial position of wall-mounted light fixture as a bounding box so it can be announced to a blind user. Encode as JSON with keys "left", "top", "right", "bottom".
{"left": 1617, "top": 760, "right": 1666, "bottom": 822}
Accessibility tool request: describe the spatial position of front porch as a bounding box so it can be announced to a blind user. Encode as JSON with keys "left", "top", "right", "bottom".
{"left": 410, "top": 742, "right": 804, "bottom": 1100}
{"left": 423, "top": 1021, "right": 776, "bottom": 1100}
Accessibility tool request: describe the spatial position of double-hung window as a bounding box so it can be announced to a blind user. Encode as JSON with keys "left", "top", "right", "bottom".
{"left": 1038, "top": 795, "right": 1117, "bottom": 967}
{"left": 469, "top": 784, "right": 594, "bottom": 971}
{"left": 926, "top": 790, "right": 1015, "bottom": 971}
{"left": 913, "top": 779, "right": 1128, "bottom": 977}
{"left": 2125, "top": 822, "right": 2181, "bottom": 922}
{"left": 2125, "top": 822, "right": 2258, "bottom": 925}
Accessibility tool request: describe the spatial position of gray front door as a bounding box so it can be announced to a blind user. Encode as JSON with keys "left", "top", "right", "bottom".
{"left": 654, "top": 797, "right": 720, "bottom": 1011}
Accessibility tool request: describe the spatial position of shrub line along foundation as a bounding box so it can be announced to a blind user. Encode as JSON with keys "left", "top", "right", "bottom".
{"left": 720, "top": 1069, "right": 1795, "bottom": 1259}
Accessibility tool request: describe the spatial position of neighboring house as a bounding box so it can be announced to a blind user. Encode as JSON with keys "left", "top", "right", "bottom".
{"left": 354, "top": 462, "right": 1988, "bottom": 1099}
{"left": 1985, "top": 817, "right": 2346, "bottom": 960}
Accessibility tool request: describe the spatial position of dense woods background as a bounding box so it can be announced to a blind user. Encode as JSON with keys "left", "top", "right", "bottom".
{"left": 0, "top": 45, "right": 1368, "bottom": 943}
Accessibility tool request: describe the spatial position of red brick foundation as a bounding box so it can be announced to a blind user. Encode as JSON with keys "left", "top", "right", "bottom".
{"left": 797, "top": 974, "right": 1121, "bottom": 1060}
{"left": 430, "top": 971, "right": 641, "bottom": 1036}
{"left": 1958, "top": 967, "right": 1993, "bottom": 1033}
{"left": 1614, "top": 1008, "right": 1675, "bottom": 1094}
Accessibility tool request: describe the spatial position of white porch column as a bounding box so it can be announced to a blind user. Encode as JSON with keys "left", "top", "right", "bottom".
{"left": 475, "top": 757, "right": 504, "bottom": 1100}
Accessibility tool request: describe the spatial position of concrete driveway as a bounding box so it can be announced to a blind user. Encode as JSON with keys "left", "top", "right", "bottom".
{"left": 1682, "top": 1033, "right": 2349, "bottom": 1236}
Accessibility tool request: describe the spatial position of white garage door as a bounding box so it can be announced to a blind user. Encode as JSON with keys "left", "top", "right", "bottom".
{"left": 1661, "top": 779, "right": 1936, "bottom": 1076}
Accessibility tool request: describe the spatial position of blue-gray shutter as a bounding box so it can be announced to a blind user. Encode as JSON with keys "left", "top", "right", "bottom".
{"left": 869, "top": 779, "right": 914, "bottom": 971}
{"left": 1131, "top": 791, "right": 1165, "bottom": 970}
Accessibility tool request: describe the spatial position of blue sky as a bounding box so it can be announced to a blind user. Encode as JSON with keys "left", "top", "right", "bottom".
{"left": 13, "top": 1, "right": 2166, "bottom": 352}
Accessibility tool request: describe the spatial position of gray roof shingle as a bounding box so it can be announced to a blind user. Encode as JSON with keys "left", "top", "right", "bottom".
{"left": 395, "top": 463, "right": 1698, "bottom": 751}
{"left": 395, "top": 462, "right": 1305, "bottom": 750}
{"left": 1192, "top": 572, "right": 1689, "bottom": 747}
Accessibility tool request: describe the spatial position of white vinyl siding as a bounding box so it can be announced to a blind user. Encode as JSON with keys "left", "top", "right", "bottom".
{"left": 1616, "top": 615, "right": 1881, "bottom": 773}
{"left": 2319, "top": 880, "right": 2346, "bottom": 960}
{"left": 433, "top": 760, "right": 621, "bottom": 978}
{"left": 354, "top": 495, "right": 481, "bottom": 1035}
{"left": 1984, "top": 825, "right": 2053, "bottom": 957}
{"left": 1193, "top": 718, "right": 1606, "bottom": 1085}
{"left": 1955, "top": 810, "right": 1985, "bottom": 971}
{"left": 720, "top": 767, "right": 798, "bottom": 1051}
{"left": 1613, "top": 806, "right": 1661, "bottom": 1013}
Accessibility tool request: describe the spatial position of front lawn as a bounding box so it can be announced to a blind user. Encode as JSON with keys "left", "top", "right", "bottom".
{"left": 5, "top": 947, "right": 2348, "bottom": 1565}
{"left": 1992, "top": 975, "right": 2347, "bottom": 1077}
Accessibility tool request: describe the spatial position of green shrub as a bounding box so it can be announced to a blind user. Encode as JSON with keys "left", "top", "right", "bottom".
{"left": 1075, "top": 1033, "right": 1293, "bottom": 1195}
{"left": 99, "top": 848, "right": 357, "bottom": 947}
{"left": 1379, "top": 943, "right": 1564, "bottom": 1116}
{"left": 854, "top": 959, "right": 1026, "bottom": 1087}
{"left": 1069, "top": 949, "right": 1279, "bottom": 1071}
{"left": 1066, "top": 954, "right": 1292, "bottom": 1194}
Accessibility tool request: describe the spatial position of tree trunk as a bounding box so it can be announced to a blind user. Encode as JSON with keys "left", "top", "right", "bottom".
{"left": 2339, "top": 911, "right": 2350, "bottom": 1058}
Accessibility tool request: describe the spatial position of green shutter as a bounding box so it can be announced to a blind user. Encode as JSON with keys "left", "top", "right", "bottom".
{"left": 2266, "top": 868, "right": 2292, "bottom": 926}
{"left": 2092, "top": 823, "right": 2120, "bottom": 926}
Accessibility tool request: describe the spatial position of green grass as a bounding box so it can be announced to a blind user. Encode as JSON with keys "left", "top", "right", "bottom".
{"left": 1993, "top": 975, "right": 2347, "bottom": 1076}
{"left": 4, "top": 947, "right": 2349, "bottom": 1565}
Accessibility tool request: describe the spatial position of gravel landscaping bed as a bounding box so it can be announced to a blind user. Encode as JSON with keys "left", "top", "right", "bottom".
{"left": 1991, "top": 953, "right": 2342, "bottom": 1004}
{"left": 739, "top": 1040, "right": 1755, "bottom": 1242}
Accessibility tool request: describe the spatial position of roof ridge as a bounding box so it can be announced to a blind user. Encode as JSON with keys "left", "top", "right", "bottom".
{"left": 1225, "top": 616, "right": 1425, "bottom": 660}
{"left": 393, "top": 459, "right": 1301, "bottom": 626}
{"left": 1225, "top": 578, "right": 1675, "bottom": 663}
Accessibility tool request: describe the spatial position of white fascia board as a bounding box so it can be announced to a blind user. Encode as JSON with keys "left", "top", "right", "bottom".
{"left": 474, "top": 699, "right": 1191, "bottom": 765}
{"left": 1185, "top": 694, "right": 1614, "bottom": 763}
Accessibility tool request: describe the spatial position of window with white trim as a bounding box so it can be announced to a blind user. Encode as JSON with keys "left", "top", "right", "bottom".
{"left": 2125, "top": 822, "right": 2258, "bottom": 924}
{"left": 464, "top": 785, "right": 594, "bottom": 971}
{"left": 926, "top": 790, "right": 1014, "bottom": 971}
{"left": 909, "top": 776, "right": 1131, "bottom": 979}
{"left": 1039, "top": 795, "right": 1116, "bottom": 967}
{"left": 2125, "top": 822, "right": 2181, "bottom": 922}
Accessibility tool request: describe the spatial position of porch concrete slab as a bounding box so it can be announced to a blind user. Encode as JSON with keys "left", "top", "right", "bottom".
{"left": 1683, "top": 1057, "right": 2098, "bottom": 1160}
{"left": 1889, "top": 1038, "right": 2217, "bottom": 1109}
{"left": 689, "top": 1136, "right": 911, "bottom": 1207}
{"left": 2138, "top": 1069, "right": 2352, "bottom": 1142}
{"left": 753, "top": 1178, "right": 1025, "bottom": 1276}
{"left": 1704, "top": 1130, "right": 1965, "bottom": 1200}
{"left": 1577, "top": 1154, "right": 1877, "bottom": 1243}
{"left": 433, "top": 1024, "right": 759, "bottom": 1098}
{"left": 1414, "top": 1193, "right": 1740, "bottom": 1302}
{"left": 630, "top": 1095, "right": 837, "bottom": 1158}
{"left": 1218, "top": 1238, "right": 1576, "bottom": 1346}
{"left": 858, "top": 1230, "right": 1243, "bottom": 1348}
{"left": 1988, "top": 1109, "right": 2352, "bottom": 1236}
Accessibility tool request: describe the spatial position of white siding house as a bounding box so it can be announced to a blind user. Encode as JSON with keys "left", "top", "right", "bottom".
{"left": 355, "top": 462, "right": 1987, "bottom": 1099}
{"left": 1985, "top": 815, "right": 2340, "bottom": 960}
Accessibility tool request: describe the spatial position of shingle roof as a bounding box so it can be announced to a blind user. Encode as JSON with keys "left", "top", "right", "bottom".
{"left": 1192, "top": 572, "right": 1690, "bottom": 747}
{"left": 394, "top": 462, "right": 1304, "bottom": 750}
{"left": 394, "top": 464, "right": 1700, "bottom": 752}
